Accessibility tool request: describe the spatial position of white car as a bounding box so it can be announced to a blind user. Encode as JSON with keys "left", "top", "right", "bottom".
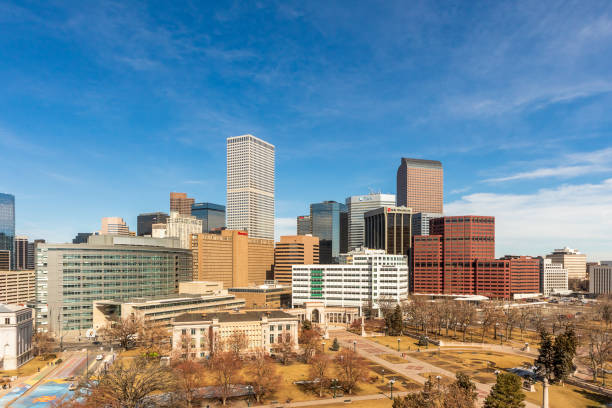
{"left": 96, "top": 354, "right": 104, "bottom": 361}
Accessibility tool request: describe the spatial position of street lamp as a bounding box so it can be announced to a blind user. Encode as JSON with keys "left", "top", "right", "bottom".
{"left": 353, "top": 340, "right": 356, "bottom": 352}
{"left": 331, "top": 378, "right": 338, "bottom": 398}
{"left": 381, "top": 368, "right": 385, "bottom": 382}
{"left": 389, "top": 379, "right": 396, "bottom": 399}
{"left": 246, "top": 385, "right": 253, "bottom": 406}
{"left": 321, "top": 341, "right": 326, "bottom": 352}
{"left": 397, "top": 338, "right": 401, "bottom": 352}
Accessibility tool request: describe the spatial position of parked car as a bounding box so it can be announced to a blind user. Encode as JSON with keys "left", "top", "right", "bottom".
{"left": 96, "top": 354, "right": 104, "bottom": 361}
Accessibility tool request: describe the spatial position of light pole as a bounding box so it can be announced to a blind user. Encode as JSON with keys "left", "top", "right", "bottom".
{"left": 246, "top": 385, "right": 253, "bottom": 406}
{"left": 353, "top": 340, "right": 356, "bottom": 352}
{"left": 389, "top": 379, "right": 395, "bottom": 399}
{"left": 397, "top": 338, "right": 400, "bottom": 352}
{"left": 321, "top": 341, "right": 326, "bottom": 352}
{"left": 381, "top": 368, "right": 385, "bottom": 382}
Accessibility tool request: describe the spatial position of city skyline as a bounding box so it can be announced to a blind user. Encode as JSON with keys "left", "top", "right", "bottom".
{"left": 1, "top": 1, "right": 611, "bottom": 259}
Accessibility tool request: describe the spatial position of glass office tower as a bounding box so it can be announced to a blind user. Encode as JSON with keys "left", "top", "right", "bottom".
{"left": 310, "top": 201, "right": 347, "bottom": 264}
{"left": 191, "top": 203, "right": 226, "bottom": 232}
{"left": 0, "top": 193, "right": 15, "bottom": 269}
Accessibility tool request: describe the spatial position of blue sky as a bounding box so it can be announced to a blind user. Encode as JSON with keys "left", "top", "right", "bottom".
{"left": 1, "top": 1, "right": 611, "bottom": 259}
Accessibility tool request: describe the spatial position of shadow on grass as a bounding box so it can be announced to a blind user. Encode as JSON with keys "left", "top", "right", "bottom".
{"left": 575, "top": 388, "right": 612, "bottom": 408}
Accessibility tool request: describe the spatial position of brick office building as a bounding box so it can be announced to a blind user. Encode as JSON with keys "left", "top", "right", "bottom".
{"left": 431, "top": 216, "right": 495, "bottom": 295}
{"left": 413, "top": 216, "right": 540, "bottom": 299}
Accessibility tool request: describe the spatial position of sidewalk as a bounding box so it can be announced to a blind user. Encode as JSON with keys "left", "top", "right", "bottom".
{"left": 257, "top": 391, "right": 409, "bottom": 408}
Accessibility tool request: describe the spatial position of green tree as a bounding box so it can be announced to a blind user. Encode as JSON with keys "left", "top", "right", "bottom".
{"left": 483, "top": 373, "right": 525, "bottom": 408}
{"left": 330, "top": 337, "right": 340, "bottom": 351}
{"left": 455, "top": 372, "right": 478, "bottom": 401}
{"left": 302, "top": 319, "right": 312, "bottom": 331}
{"left": 393, "top": 376, "right": 441, "bottom": 408}
{"left": 553, "top": 326, "right": 577, "bottom": 384}
{"left": 535, "top": 330, "right": 555, "bottom": 382}
{"left": 388, "top": 305, "right": 403, "bottom": 336}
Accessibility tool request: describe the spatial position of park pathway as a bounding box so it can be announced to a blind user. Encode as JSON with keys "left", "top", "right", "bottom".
{"left": 257, "top": 391, "right": 409, "bottom": 408}
{"left": 331, "top": 330, "right": 541, "bottom": 408}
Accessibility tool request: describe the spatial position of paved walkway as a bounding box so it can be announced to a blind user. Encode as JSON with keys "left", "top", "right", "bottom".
{"left": 331, "top": 331, "right": 541, "bottom": 408}
{"left": 257, "top": 391, "right": 409, "bottom": 407}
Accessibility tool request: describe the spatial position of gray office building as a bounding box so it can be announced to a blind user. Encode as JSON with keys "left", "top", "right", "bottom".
{"left": 191, "top": 203, "right": 225, "bottom": 232}
{"left": 310, "top": 201, "right": 348, "bottom": 264}
{"left": 412, "top": 213, "right": 443, "bottom": 236}
{"left": 0, "top": 193, "right": 15, "bottom": 269}
{"left": 35, "top": 235, "right": 192, "bottom": 336}
{"left": 72, "top": 233, "right": 92, "bottom": 244}
{"left": 297, "top": 215, "right": 311, "bottom": 235}
{"left": 137, "top": 212, "right": 169, "bottom": 236}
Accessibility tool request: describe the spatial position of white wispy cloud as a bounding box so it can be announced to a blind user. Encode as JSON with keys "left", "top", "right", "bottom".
{"left": 446, "top": 179, "right": 612, "bottom": 260}
{"left": 485, "top": 147, "right": 612, "bottom": 182}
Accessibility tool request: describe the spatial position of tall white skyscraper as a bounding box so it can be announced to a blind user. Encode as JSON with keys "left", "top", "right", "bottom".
{"left": 227, "top": 134, "right": 275, "bottom": 240}
{"left": 346, "top": 193, "right": 395, "bottom": 250}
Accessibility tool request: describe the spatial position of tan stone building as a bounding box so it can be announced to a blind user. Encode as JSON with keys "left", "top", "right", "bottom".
{"left": 274, "top": 235, "right": 319, "bottom": 286}
{"left": 546, "top": 247, "right": 587, "bottom": 280}
{"left": 172, "top": 310, "right": 299, "bottom": 358}
{"left": 0, "top": 270, "right": 35, "bottom": 304}
{"left": 191, "top": 230, "right": 273, "bottom": 288}
{"left": 228, "top": 282, "right": 291, "bottom": 309}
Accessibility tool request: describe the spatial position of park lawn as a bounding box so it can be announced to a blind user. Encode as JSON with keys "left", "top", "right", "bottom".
{"left": 198, "top": 354, "right": 417, "bottom": 404}
{"left": 410, "top": 350, "right": 532, "bottom": 384}
{"left": 524, "top": 382, "right": 611, "bottom": 408}
{"left": 0, "top": 354, "right": 62, "bottom": 378}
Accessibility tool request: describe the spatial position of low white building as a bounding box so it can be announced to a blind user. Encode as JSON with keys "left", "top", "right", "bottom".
{"left": 172, "top": 310, "right": 299, "bottom": 359}
{"left": 292, "top": 247, "right": 408, "bottom": 315}
{"left": 541, "top": 258, "right": 569, "bottom": 296}
{"left": 0, "top": 304, "right": 33, "bottom": 370}
{"left": 589, "top": 264, "right": 612, "bottom": 295}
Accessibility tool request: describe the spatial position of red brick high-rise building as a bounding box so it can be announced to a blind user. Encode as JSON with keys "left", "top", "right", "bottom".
{"left": 413, "top": 216, "right": 540, "bottom": 299}
{"left": 431, "top": 216, "right": 495, "bottom": 295}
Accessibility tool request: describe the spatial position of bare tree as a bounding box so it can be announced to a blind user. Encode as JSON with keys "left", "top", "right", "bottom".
{"left": 309, "top": 351, "right": 331, "bottom": 397}
{"left": 377, "top": 294, "right": 396, "bottom": 320}
{"left": 82, "top": 355, "right": 175, "bottom": 408}
{"left": 276, "top": 332, "right": 294, "bottom": 365}
{"left": 479, "top": 302, "right": 497, "bottom": 342}
{"left": 209, "top": 351, "right": 243, "bottom": 405}
{"left": 502, "top": 305, "right": 519, "bottom": 340}
{"left": 517, "top": 307, "right": 533, "bottom": 341}
{"left": 299, "top": 325, "right": 321, "bottom": 363}
{"left": 334, "top": 349, "right": 368, "bottom": 395}
{"left": 227, "top": 330, "right": 248, "bottom": 356}
{"left": 248, "top": 349, "right": 280, "bottom": 403}
{"left": 99, "top": 315, "right": 142, "bottom": 350}
{"left": 33, "top": 332, "right": 55, "bottom": 359}
{"left": 596, "top": 295, "right": 612, "bottom": 328}
{"left": 456, "top": 302, "right": 476, "bottom": 342}
{"left": 584, "top": 327, "right": 612, "bottom": 385}
{"left": 172, "top": 359, "right": 205, "bottom": 408}
{"left": 139, "top": 322, "right": 170, "bottom": 355}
